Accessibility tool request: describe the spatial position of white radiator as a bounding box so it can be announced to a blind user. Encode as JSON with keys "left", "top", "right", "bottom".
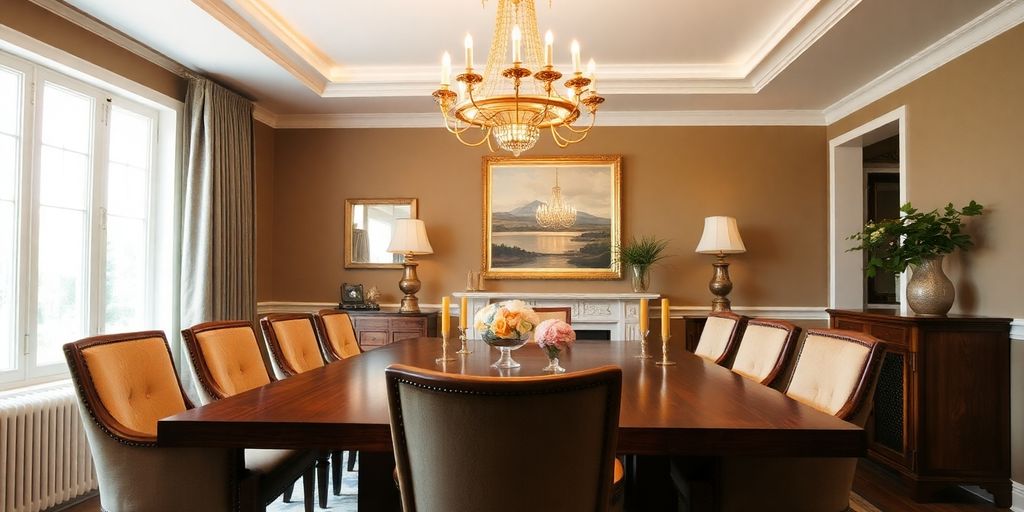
{"left": 0, "top": 381, "right": 97, "bottom": 511}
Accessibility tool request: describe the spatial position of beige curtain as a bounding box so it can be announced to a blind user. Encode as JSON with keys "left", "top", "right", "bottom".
{"left": 179, "top": 77, "right": 255, "bottom": 397}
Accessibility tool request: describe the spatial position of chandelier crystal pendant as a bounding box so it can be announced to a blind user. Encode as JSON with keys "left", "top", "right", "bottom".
{"left": 432, "top": 0, "right": 605, "bottom": 157}
{"left": 535, "top": 169, "right": 577, "bottom": 229}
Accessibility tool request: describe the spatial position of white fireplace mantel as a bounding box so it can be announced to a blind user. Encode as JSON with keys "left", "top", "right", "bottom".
{"left": 452, "top": 292, "right": 660, "bottom": 341}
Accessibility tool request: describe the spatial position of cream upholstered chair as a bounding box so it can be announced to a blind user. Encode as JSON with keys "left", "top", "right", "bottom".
{"left": 313, "top": 309, "right": 362, "bottom": 362}
{"left": 727, "top": 319, "right": 801, "bottom": 388}
{"left": 709, "top": 329, "right": 886, "bottom": 512}
{"left": 259, "top": 313, "right": 332, "bottom": 506}
{"left": 387, "top": 364, "right": 623, "bottom": 512}
{"left": 693, "top": 311, "right": 748, "bottom": 365}
{"left": 260, "top": 313, "right": 327, "bottom": 378}
{"left": 312, "top": 309, "right": 362, "bottom": 493}
{"left": 182, "top": 320, "right": 320, "bottom": 510}
{"left": 63, "top": 331, "right": 276, "bottom": 511}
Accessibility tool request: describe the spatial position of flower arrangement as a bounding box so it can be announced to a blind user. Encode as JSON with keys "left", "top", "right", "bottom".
{"left": 474, "top": 300, "right": 540, "bottom": 343}
{"left": 847, "top": 201, "right": 983, "bottom": 276}
{"left": 534, "top": 319, "right": 576, "bottom": 358}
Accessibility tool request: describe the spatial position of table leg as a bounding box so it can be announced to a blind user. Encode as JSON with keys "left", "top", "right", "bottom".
{"left": 358, "top": 451, "right": 401, "bottom": 511}
{"left": 625, "top": 455, "right": 677, "bottom": 511}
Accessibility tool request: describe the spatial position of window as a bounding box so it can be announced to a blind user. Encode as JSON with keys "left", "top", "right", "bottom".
{"left": 0, "top": 51, "right": 169, "bottom": 387}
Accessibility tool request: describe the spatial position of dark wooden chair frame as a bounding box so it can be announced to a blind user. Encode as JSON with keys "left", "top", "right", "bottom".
{"left": 790, "top": 328, "right": 887, "bottom": 422}
{"left": 313, "top": 309, "right": 364, "bottom": 363}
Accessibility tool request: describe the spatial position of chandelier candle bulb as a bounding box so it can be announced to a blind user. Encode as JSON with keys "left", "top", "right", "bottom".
{"left": 661, "top": 298, "right": 670, "bottom": 339}
{"left": 464, "top": 34, "right": 474, "bottom": 70}
{"left": 544, "top": 30, "right": 554, "bottom": 66}
{"left": 441, "top": 52, "right": 451, "bottom": 86}
{"left": 587, "top": 58, "right": 597, "bottom": 93}
{"left": 571, "top": 40, "right": 581, "bottom": 73}
{"left": 511, "top": 24, "right": 522, "bottom": 63}
{"left": 459, "top": 296, "right": 468, "bottom": 329}
{"left": 639, "top": 298, "right": 649, "bottom": 334}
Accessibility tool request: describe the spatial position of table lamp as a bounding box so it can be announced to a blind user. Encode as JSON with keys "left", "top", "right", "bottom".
{"left": 387, "top": 219, "right": 434, "bottom": 313}
{"left": 695, "top": 216, "right": 746, "bottom": 312}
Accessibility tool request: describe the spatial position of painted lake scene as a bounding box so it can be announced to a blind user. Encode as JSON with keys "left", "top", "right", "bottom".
{"left": 485, "top": 159, "right": 620, "bottom": 278}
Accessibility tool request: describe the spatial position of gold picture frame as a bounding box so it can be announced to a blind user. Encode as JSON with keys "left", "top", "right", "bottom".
{"left": 344, "top": 198, "right": 418, "bottom": 269}
{"left": 482, "top": 155, "right": 622, "bottom": 280}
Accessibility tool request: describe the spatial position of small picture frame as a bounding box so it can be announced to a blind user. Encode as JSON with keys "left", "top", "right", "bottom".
{"left": 341, "top": 283, "right": 365, "bottom": 305}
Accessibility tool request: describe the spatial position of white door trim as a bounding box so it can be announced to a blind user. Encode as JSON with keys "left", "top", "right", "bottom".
{"left": 828, "top": 106, "right": 907, "bottom": 313}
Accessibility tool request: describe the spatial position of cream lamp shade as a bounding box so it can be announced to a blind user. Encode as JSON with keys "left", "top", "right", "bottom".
{"left": 387, "top": 219, "right": 434, "bottom": 255}
{"left": 695, "top": 216, "right": 746, "bottom": 255}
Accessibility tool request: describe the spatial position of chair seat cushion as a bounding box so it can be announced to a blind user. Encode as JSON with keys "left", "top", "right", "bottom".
{"left": 245, "top": 449, "right": 317, "bottom": 503}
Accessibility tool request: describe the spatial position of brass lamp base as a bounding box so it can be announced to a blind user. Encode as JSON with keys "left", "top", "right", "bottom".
{"left": 398, "top": 255, "right": 422, "bottom": 313}
{"left": 708, "top": 254, "right": 734, "bottom": 312}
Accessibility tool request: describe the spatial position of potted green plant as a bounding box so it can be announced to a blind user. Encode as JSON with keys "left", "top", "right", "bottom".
{"left": 847, "top": 201, "right": 983, "bottom": 315}
{"left": 616, "top": 236, "right": 670, "bottom": 292}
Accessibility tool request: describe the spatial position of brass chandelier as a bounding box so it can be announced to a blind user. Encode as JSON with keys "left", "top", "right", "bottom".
{"left": 535, "top": 168, "right": 577, "bottom": 229}
{"left": 432, "top": 0, "right": 605, "bottom": 156}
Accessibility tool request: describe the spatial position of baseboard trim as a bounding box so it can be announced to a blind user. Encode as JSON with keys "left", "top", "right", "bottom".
{"left": 1010, "top": 319, "right": 1024, "bottom": 341}
{"left": 1012, "top": 479, "right": 1024, "bottom": 512}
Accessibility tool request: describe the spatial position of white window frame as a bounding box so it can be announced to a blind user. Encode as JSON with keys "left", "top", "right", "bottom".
{"left": 0, "top": 47, "right": 174, "bottom": 389}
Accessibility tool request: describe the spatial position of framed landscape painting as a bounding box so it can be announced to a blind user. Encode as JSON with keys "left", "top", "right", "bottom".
{"left": 482, "top": 155, "right": 621, "bottom": 280}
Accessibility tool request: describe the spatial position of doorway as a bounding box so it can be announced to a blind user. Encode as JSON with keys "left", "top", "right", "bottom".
{"left": 828, "top": 107, "right": 907, "bottom": 312}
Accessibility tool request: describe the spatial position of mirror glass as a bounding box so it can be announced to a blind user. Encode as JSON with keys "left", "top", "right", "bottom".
{"left": 345, "top": 198, "right": 417, "bottom": 268}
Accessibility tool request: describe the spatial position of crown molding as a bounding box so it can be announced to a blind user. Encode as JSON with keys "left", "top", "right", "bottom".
{"left": 199, "top": 0, "right": 853, "bottom": 98}
{"left": 747, "top": 0, "right": 861, "bottom": 91}
{"left": 824, "top": 0, "right": 1024, "bottom": 124}
{"left": 26, "top": 0, "right": 188, "bottom": 77}
{"left": 264, "top": 109, "right": 825, "bottom": 129}
{"left": 252, "top": 103, "right": 279, "bottom": 127}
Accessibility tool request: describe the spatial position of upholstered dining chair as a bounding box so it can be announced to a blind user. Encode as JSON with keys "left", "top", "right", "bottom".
{"left": 313, "top": 309, "right": 362, "bottom": 362}
{"left": 259, "top": 313, "right": 332, "bottom": 505}
{"left": 533, "top": 306, "right": 573, "bottom": 324}
{"left": 63, "top": 331, "right": 310, "bottom": 512}
{"left": 182, "top": 320, "right": 321, "bottom": 510}
{"left": 260, "top": 313, "right": 327, "bottom": 379}
{"left": 386, "top": 364, "right": 624, "bottom": 512}
{"left": 693, "top": 311, "right": 748, "bottom": 366}
{"left": 727, "top": 319, "right": 801, "bottom": 388}
{"left": 312, "top": 309, "right": 362, "bottom": 493}
{"left": 694, "top": 329, "right": 886, "bottom": 512}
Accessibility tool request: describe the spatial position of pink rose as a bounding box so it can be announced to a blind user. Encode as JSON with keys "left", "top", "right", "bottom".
{"left": 535, "top": 319, "right": 576, "bottom": 350}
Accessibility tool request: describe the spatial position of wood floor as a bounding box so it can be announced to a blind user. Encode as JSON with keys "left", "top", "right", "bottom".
{"left": 55, "top": 459, "right": 1009, "bottom": 512}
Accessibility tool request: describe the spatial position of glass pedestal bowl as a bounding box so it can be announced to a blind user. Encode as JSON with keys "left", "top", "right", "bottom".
{"left": 482, "top": 332, "right": 530, "bottom": 369}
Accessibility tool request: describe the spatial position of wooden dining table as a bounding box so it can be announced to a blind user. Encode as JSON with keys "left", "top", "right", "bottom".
{"left": 158, "top": 338, "right": 865, "bottom": 510}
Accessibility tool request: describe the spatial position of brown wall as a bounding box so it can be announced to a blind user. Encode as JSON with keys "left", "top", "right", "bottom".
{"left": 828, "top": 23, "right": 1024, "bottom": 482}
{"left": 0, "top": 0, "right": 186, "bottom": 101}
{"left": 268, "top": 126, "right": 828, "bottom": 306}
{"left": 255, "top": 120, "right": 275, "bottom": 301}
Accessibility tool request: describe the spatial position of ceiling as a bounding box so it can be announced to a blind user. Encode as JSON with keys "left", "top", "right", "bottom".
{"left": 49, "top": 0, "right": 1017, "bottom": 122}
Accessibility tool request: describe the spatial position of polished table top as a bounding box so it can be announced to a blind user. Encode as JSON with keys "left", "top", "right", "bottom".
{"left": 158, "top": 339, "right": 864, "bottom": 457}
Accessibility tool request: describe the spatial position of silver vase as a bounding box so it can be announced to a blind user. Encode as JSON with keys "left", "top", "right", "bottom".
{"left": 906, "top": 255, "right": 955, "bottom": 316}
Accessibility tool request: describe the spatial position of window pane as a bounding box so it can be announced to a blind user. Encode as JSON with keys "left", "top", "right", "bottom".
{"left": 109, "top": 107, "right": 151, "bottom": 169}
{"left": 41, "top": 83, "right": 92, "bottom": 154}
{"left": 35, "top": 206, "right": 87, "bottom": 367}
{"left": 0, "top": 134, "right": 15, "bottom": 202}
{"left": 39, "top": 146, "right": 89, "bottom": 209}
{"left": 107, "top": 163, "right": 147, "bottom": 218}
{"left": 104, "top": 216, "right": 146, "bottom": 333}
{"left": 0, "top": 201, "right": 16, "bottom": 371}
{"left": 0, "top": 66, "right": 19, "bottom": 135}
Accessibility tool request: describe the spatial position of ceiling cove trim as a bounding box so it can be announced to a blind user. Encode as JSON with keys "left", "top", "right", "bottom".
{"left": 200, "top": 0, "right": 855, "bottom": 98}
{"left": 823, "top": 0, "right": 1024, "bottom": 124}
{"left": 26, "top": 0, "right": 188, "bottom": 77}
{"left": 263, "top": 109, "right": 826, "bottom": 129}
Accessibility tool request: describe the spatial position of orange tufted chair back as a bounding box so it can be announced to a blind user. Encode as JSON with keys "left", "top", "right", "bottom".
{"left": 260, "top": 313, "right": 327, "bottom": 378}
{"left": 182, "top": 320, "right": 274, "bottom": 403}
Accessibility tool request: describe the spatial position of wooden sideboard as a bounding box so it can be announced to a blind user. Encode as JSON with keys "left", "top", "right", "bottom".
{"left": 827, "top": 309, "right": 1011, "bottom": 507}
{"left": 343, "top": 308, "right": 438, "bottom": 350}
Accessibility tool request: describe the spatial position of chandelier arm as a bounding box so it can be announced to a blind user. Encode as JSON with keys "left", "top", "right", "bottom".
{"left": 440, "top": 107, "right": 481, "bottom": 136}
{"left": 560, "top": 111, "right": 597, "bottom": 134}
{"left": 550, "top": 121, "right": 592, "bottom": 146}
{"left": 454, "top": 126, "right": 494, "bottom": 148}
{"left": 465, "top": 85, "right": 502, "bottom": 126}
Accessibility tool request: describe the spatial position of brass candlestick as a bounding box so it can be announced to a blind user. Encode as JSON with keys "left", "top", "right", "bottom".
{"left": 436, "top": 333, "right": 455, "bottom": 364}
{"left": 635, "top": 329, "right": 652, "bottom": 359}
{"left": 655, "top": 333, "right": 676, "bottom": 366}
{"left": 456, "top": 327, "right": 472, "bottom": 355}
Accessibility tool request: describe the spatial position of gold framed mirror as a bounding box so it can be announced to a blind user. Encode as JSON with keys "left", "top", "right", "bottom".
{"left": 344, "top": 198, "right": 418, "bottom": 269}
